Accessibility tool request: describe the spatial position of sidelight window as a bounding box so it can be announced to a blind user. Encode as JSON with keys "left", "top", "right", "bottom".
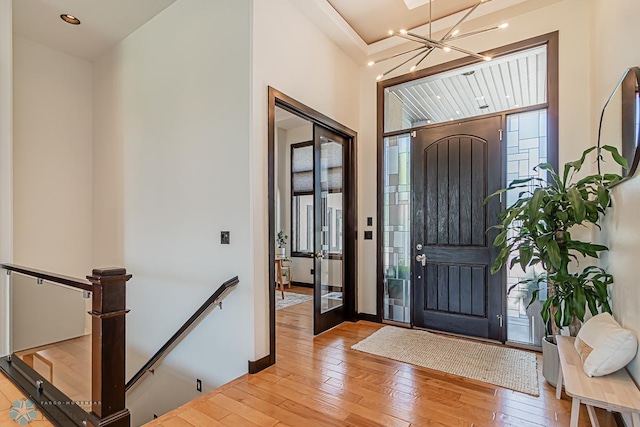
{"left": 382, "top": 134, "right": 411, "bottom": 323}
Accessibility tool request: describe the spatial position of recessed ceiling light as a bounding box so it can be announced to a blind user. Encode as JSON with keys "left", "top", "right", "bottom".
{"left": 462, "top": 71, "right": 475, "bottom": 76}
{"left": 60, "top": 14, "right": 81, "bottom": 25}
{"left": 479, "top": 105, "right": 490, "bottom": 109}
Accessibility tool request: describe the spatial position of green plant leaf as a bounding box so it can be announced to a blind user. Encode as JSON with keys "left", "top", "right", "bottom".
{"left": 573, "top": 285, "right": 586, "bottom": 321}
{"left": 567, "top": 187, "right": 586, "bottom": 223}
{"left": 519, "top": 245, "right": 533, "bottom": 271}
{"left": 554, "top": 302, "right": 563, "bottom": 328}
{"left": 493, "top": 230, "right": 507, "bottom": 247}
{"left": 546, "top": 239, "right": 562, "bottom": 270}
{"left": 602, "top": 145, "right": 629, "bottom": 170}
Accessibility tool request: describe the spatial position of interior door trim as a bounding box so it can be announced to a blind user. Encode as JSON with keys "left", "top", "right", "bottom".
{"left": 262, "top": 87, "right": 358, "bottom": 371}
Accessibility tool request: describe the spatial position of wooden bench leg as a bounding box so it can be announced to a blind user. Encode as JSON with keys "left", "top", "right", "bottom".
{"left": 570, "top": 398, "right": 581, "bottom": 427}
{"left": 556, "top": 362, "right": 563, "bottom": 400}
{"left": 632, "top": 412, "right": 640, "bottom": 427}
{"left": 586, "top": 405, "right": 600, "bottom": 427}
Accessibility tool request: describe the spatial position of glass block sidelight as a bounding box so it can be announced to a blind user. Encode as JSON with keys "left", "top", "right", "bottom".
{"left": 505, "top": 109, "right": 548, "bottom": 346}
{"left": 383, "top": 134, "right": 411, "bottom": 323}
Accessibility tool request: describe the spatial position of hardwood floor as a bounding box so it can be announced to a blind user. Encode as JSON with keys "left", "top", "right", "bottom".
{"left": 145, "top": 287, "right": 617, "bottom": 427}
{"left": 15, "top": 334, "right": 92, "bottom": 411}
{"left": 0, "top": 372, "right": 54, "bottom": 426}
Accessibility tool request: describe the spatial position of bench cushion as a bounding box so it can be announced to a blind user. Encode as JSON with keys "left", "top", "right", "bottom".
{"left": 575, "top": 312, "right": 638, "bottom": 377}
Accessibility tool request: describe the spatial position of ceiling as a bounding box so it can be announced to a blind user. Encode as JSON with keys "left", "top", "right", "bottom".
{"left": 327, "top": 0, "right": 480, "bottom": 44}
{"left": 12, "top": 0, "right": 178, "bottom": 61}
{"left": 275, "top": 107, "right": 312, "bottom": 131}
{"left": 386, "top": 45, "right": 547, "bottom": 129}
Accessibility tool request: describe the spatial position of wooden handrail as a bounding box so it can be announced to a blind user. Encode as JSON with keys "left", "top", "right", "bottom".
{"left": 125, "top": 276, "right": 239, "bottom": 393}
{"left": 0, "top": 263, "right": 93, "bottom": 291}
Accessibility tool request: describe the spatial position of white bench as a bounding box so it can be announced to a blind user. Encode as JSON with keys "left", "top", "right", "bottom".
{"left": 556, "top": 335, "right": 640, "bottom": 427}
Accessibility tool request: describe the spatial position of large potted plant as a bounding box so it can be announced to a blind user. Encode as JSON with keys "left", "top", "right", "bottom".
{"left": 488, "top": 145, "right": 626, "bottom": 385}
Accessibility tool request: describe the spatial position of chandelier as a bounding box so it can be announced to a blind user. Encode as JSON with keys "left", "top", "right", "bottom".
{"left": 370, "top": 0, "right": 510, "bottom": 80}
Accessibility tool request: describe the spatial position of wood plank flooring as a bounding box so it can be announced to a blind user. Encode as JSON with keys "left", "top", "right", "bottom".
{"left": 0, "top": 372, "right": 54, "bottom": 426}
{"left": 145, "top": 286, "right": 617, "bottom": 427}
{"left": 15, "top": 334, "right": 92, "bottom": 410}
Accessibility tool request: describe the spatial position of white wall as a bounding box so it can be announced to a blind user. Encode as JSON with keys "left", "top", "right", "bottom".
{"left": 13, "top": 36, "right": 93, "bottom": 276}
{"left": 92, "top": 0, "right": 252, "bottom": 424}
{"left": 0, "top": 0, "right": 12, "bottom": 357}
{"left": 358, "top": 0, "right": 593, "bottom": 314}
{"left": 12, "top": 35, "right": 93, "bottom": 349}
{"left": 252, "top": 0, "right": 360, "bottom": 358}
{"left": 593, "top": 0, "right": 640, "bottom": 392}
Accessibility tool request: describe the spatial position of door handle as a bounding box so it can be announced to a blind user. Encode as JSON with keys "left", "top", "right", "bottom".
{"left": 315, "top": 252, "right": 324, "bottom": 259}
{"left": 415, "top": 254, "right": 427, "bottom": 266}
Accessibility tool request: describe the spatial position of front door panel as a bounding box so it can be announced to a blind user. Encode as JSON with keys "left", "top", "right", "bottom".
{"left": 412, "top": 116, "right": 504, "bottom": 341}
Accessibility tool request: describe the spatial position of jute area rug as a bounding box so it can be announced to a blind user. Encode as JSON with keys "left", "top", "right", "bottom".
{"left": 275, "top": 291, "right": 312, "bottom": 310}
{"left": 352, "top": 326, "right": 539, "bottom": 396}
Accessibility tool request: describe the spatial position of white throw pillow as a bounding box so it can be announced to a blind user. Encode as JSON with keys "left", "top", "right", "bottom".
{"left": 574, "top": 312, "right": 638, "bottom": 377}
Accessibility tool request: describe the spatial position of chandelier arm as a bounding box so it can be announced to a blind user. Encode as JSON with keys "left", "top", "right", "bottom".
{"left": 448, "top": 25, "right": 501, "bottom": 41}
{"left": 413, "top": 47, "right": 436, "bottom": 69}
{"left": 380, "top": 48, "right": 430, "bottom": 78}
{"left": 441, "top": 0, "right": 483, "bottom": 40}
{"left": 406, "top": 32, "right": 487, "bottom": 60}
{"left": 373, "top": 46, "right": 430, "bottom": 65}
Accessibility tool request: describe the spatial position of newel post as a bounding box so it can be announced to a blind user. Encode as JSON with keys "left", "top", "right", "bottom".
{"left": 86, "top": 268, "right": 132, "bottom": 427}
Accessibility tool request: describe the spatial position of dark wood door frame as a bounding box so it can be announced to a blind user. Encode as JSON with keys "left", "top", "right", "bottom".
{"left": 249, "top": 87, "right": 357, "bottom": 373}
{"left": 376, "top": 32, "right": 559, "bottom": 326}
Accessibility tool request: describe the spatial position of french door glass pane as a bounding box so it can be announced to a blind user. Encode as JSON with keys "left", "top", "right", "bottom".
{"left": 506, "top": 109, "right": 548, "bottom": 346}
{"left": 319, "top": 138, "right": 343, "bottom": 313}
{"left": 382, "top": 134, "right": 411, "bottom": 323}
{"left": 292, "top": 194, "right": 313, "bottom": 253}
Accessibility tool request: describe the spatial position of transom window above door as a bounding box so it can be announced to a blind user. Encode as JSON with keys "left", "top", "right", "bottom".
{"left": 384, "top": 45, "right": 547, "bottom": 132}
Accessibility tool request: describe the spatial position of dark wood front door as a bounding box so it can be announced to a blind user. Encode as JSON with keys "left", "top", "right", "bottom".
{"left": 412, "top": 116, "right": 504, "bottom": 341}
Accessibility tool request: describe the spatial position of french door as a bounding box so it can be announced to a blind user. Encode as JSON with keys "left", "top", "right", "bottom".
{"left": 313, "top": 125, "right": 348, "bottom": 335}
{"left": 412, "top": 116, "right": 504, "bottom": 341}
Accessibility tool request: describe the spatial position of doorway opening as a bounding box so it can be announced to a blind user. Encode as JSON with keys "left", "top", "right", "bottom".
{"left": 267, "top": 88, "right": 357, "bottom": 366}
{"left": 377, "top": 33, "right": 558, "bottom": 348}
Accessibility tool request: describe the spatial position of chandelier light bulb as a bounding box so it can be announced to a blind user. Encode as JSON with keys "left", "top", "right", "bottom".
{"left": 373, "top": 1, "right": 507, "bottom": 79}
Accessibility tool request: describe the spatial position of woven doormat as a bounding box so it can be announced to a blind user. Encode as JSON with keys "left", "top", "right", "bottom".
{"left": 352, "top": 326, "right": 539, "bottom": 396}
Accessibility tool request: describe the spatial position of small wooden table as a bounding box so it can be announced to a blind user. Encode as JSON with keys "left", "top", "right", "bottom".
{"left": 556, "top": 335, "right": 640, "bottom": 427}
